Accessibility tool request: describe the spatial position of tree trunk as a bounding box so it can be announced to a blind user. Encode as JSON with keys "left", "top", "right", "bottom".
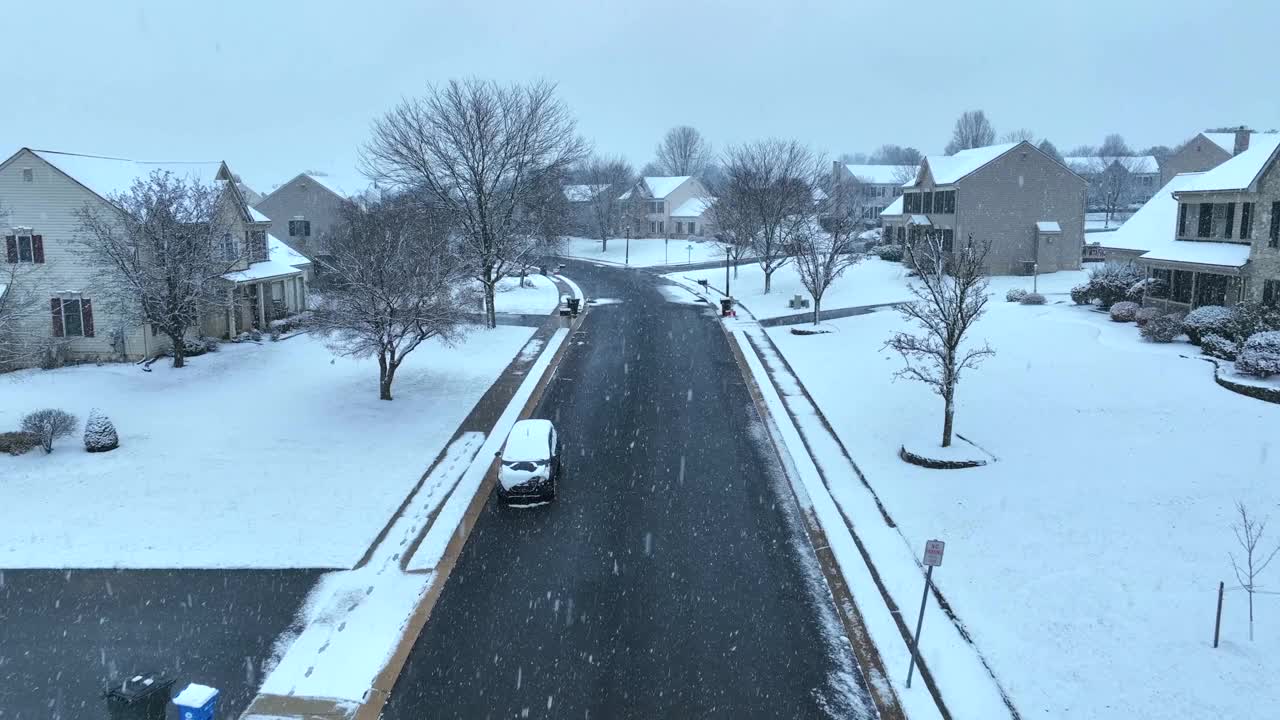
{"left": 168, "top": 332, "right": 186, "bottom": 369}
{"left": 812, "top": 296, "right": 821, "bottom": 325}
{"left": 942, "top": 389, "right": 955, "bottom": 447}
{"left": 763, "top": 268, "right": 773, "bottom": 294}
{"left": 485, "top": 282, "right": 497, "bottom": 328}
{"left": 602, "top": 236, "right": 608, "bottom": 252}
{"left": 378, "top": 352, "right": 395, "bottom": 401}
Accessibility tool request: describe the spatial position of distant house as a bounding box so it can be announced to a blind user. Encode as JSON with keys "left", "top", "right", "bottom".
{"left": 255, "top": 172, "right": 368, "bottom": 270}
{"left": 887, "top": 142, "right": 1087, "bottom": 275}
{"left": 1158, "top": 129, "right": 1249, "bottom": 187}
{"left": 562, "top": 184, "right": 609, "bottom": 236}
{"left": 619, "top": 176, "right": 711, "bottom": 238}
{"left": 0, "top": 148, "right": 310, "bottom": 367}
{"left": 831, "top": 163, "right": 917, "bottom": 223}
{"left": 1065, "top": 155, "right": 1161, "bottom": 208}
{"left": 1135, "top": 134, "right": 1280, "bottom": 311}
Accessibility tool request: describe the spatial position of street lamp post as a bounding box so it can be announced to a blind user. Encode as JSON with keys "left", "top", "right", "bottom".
{"left": 625, "top": 226, "right": 631, "bottom": 266}
{"left": 665, "top": 231, "right": 669, "bottom": 265}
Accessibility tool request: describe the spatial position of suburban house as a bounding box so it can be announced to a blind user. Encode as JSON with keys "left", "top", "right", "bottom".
{"left": 1158, "top": 129, "right": 1250, "bottom": 187}
{"left": 831, "top": 163, "right": 917, "bottom": 222}
{"left": 1083, "top": 172, "right": 1205, "bottom": 264}
{"left": 562, "top": 183, "right": 609, "bottom": 236}
{"left": 619, "top": 176, "right": 711, "bottom": 238}
{"left": 884, "top": 141, "right": 1087, "bottom": 275}
{"left": 1133, "top": 134, "right": 1280, "bottom": 311}
{"left": 254, "top": 172, "right": 360, "bottom": 270}
{"left": 0, "top": 148, "right": 310, "bottom": 367}
{"left": 1065, "top": 155, "right": 1161, "bottom": 208}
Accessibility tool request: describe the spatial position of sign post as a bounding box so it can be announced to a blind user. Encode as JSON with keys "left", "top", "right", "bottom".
{"left": 907, "top": 539, "right": 945, "bottom": 689}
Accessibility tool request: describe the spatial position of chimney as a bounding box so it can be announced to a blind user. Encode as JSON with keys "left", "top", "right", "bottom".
{"left": 1234, "top": 126, "right": 1251, "bottom": 155}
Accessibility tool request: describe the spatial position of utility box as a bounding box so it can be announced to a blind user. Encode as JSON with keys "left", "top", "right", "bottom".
{"left": 172, "top": 683, "right": 220, "bottom": 720}
{"left": 104, "top": 672, "right": 174, "bottom": 720}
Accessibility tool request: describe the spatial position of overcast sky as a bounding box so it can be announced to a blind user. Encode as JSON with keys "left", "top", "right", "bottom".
{"left": 5, "top": 0, "right": 1277, "bottom": 192}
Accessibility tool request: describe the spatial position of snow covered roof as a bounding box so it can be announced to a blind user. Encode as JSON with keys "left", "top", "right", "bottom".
{"left": 1173, "top": 134, "right": 1280, "bottom": 194}
{"left": 172, "top": 683, "right": 218, "bottom": 708}
{"left": 880, "top": 195, "right": 904, "bottom": 217}
{"left": 1203, "top": 133, "right": 1239, "bottom": 154}
{"left": 563, "top": 184, "right": 608, "bottom": 202}
{"left": 31, "top": 150, "right": 228, "bottom": 201}
{"left": 643, "top": 176, "right": 691, "bottom": 199}
{"left": 270, "top": 233, "right": 311, "bottom": 269}
{"left": 304, "top": 173, "right": 353, "bottom": 198}
{"left": 911, "top": 143, "right": 1019, "bottom": 186}
{"left": 671, "top": 197, "right": 713, "bottom": 217}
{"left": 0, "top": 284, "right": 7, "bottom": 299}
{"left": 248, "top": 206, "right": 271, "bottom": 222}
{"left": 1141, "top": 240, "right": 1251, "bottom": 268}
{"left": 843, "top": 164, "right": 917, "bottom": 185}
{"left": 1100, "top": 173, "right": 1205, "bottom": 252}
{"left": 503, "top": 419, "right": 554, "bottom": 461}
{"left": 222, "top": 234, "right": 309, "bottom": 283}
{"left": 1064, "top": 156, "right": 1160, "bottom": 175}
{"left": 909, "top": 215, "right": 931, "bottom": 225}
{"left": 1036, "top": 221, "right": 1061, "bottom": 233}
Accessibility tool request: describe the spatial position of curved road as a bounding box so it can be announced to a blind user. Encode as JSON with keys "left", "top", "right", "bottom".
{"left": 382, "top": 260, "right": 875, "bottom": 719}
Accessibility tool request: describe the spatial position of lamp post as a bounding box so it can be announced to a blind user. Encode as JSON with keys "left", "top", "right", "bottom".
{"left": 625, "top": 225, "right": 631, "bottom": 267}
{"left": 725, "top": 244, "right": 732, "bottom": 298}
{"left": 665, "top": 230, "right": 669, "bottom": 265}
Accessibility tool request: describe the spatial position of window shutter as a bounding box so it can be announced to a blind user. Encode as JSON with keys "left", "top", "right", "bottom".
{"left": 4, "top": 235, "right": 15, "bottom": 263}
{"left": 82, "top": 299, "right": 94, "bottom": 337}
{"left": 32, "top": 235, "right": 44, "bottom": 263}
{"left": 50, "top": 298, "right": 64, "bottom": 337}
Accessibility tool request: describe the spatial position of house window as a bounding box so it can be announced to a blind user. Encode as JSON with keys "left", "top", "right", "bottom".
{"left": 658, "top": 220, "right": 664, "bottom": 233}
{"left": 904, "top": 192, "right": 918, "bottom": 214}
{"left": 1149, "top": 268, "right": 1172, "bottom": 298}
{"left": 1241, "top": 202, "right": 1254, "bottom": 239}
{"left": 1264, "top": 279, "right": 1280, "bottom": 307}
{"left": 289, "top": 219, "right": 311, "bottom": 237}
{"left": 922, "top": 191, "right": 934, "bottom": 214}
{"left": 1170, "top": 269, "right": 1194, "bottom": 304}
{"left": 22, "top": 168, "right": 33, "bottom": 182}
{"left": 1225, "top": 202, "right": 1235, "bottom": 238}
{"left": 6, "top": 230, "right": 46, "bottom": 264}
{"left": 676, "top": 222, "right": 683, "bottom": 234}
{"left": 689, "top": 221, "right": 696, "bottom": 235}
{"left": 1197, "top": 203, "right": 1213, "bottom": 238}
{"left": 1178, "top": 204, "right": 1188, "bottom": 236}
{"left": 1195, "top": 272, "right": 1230, "bottom": 307}
{"left": 51, "top": 296, "right": 94, "bottom": 338}
{"left": 222, "top": 232, "right": 239, "bottom": 260}
{"left": 1270, "top": 201, "right": 1280, "bottom": 248}
{"left": 649, "top": 221, "right": 655, "bottom": 233}
{"left": 249, "top": 230, "right": 268, "bottom": 261}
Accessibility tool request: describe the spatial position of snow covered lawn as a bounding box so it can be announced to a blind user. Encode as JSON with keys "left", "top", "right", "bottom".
{"left": 0, "top": 328, "right": 535, "bottom": 569}
{"left": 768, "top": 298, "right": 1280, "bottom": 718}
{"left": 489, "top": 272, "right": 560, "bottom": 315}
{"left": 561, "top": 235, "right": 723, "bottom": 267}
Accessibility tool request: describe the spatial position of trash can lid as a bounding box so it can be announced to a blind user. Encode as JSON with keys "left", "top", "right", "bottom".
{"left": 105, "top": 672, "right": 174, "bottom": 700}
{"left": 172, "top": 682, "right": 219, "bottom": 707}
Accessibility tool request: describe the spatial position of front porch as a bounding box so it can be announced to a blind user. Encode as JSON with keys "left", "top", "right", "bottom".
{"left": 205, "top": 273, "right": 307, "bottom": 338}
{"left": 1142, "top": 262, "right": 1246, "bottom": 313}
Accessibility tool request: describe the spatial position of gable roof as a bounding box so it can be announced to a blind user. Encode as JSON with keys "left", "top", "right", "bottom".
{"left": 1173, "top": 134, "right": 1280, "bottom": 194}
{"left": 909, "top": 142, "right": 1019, "bottom": 186}
{"left": 643, "top": 176, "right": 692, "bottom": 199}
{"left": 842, "top": 164, "right": 917, "bottom": 185}
{"left": 1097, "top": 172, "right": 1205, "bottom": 253}
{"left": 1202, "top": 133, "right": 1240, "bottom": 155}
{"left": 563, "top": 184, "right": 608, "bottom": 202}
{"left": 221, "top": 233, "right": 310, "bottom": 283}
{"left": 671, "top": 197, "right": 713, "bottom": 218}
{"left": 29, "top": 149, "right": 229, "bottom": 201}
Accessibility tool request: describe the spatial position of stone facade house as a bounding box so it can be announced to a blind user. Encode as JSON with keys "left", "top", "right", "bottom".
{"left": 1136, "top": 134, "right": 1280, "bottom": 312}
{"left": 888, "top": 142, "right": 1087, "bottom": 275}
{"left": 0, "top": 148, "right": 309, "bottom": 367}
{"left": 619, "top": 176, "right": 710, "bottom": 238}
{"left": 831, "top": 163, "right": 916, "bottom": 223}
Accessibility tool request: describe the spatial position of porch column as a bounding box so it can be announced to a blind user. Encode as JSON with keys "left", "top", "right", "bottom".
{"left": 1190, "top": 272, "right": 1200, "bottom": 309}
{"left": 257, "top": 282, "right": 267, "bottom": 327}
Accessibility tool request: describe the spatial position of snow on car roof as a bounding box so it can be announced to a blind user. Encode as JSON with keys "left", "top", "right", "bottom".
{"left": 504, "top": 419, "right": 554, "bottom": 460}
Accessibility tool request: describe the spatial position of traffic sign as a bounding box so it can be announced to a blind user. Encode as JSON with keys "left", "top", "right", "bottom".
{"left": 923, "top": 539, "right": 945, "bottom": 567}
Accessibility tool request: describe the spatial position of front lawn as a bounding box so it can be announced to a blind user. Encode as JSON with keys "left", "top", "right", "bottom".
{"left": 561, "top": 235, "right": 723, "bottom": 267}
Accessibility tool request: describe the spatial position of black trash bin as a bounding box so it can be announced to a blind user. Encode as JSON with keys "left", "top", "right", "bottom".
{"left": 720, "top": 297, "right": 734, "bottom": 316}
{"left": 104, "top": 672, "right": 174, "bottom": 720}
{"left": 567, "top": 297, "right": 581, "bottom": 315}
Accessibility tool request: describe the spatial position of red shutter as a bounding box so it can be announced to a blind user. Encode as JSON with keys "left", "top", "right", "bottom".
{"left": 4, "top": 235, "right": 15, "bottom": 263}
{"left": 32, "top": 235, "right": 44, "bottom": 263}
{"left": 51, "top": 298, "right": 64, "bottom": 337}
{"left": 82, "top": 299, "right": 94, "bottom": 337}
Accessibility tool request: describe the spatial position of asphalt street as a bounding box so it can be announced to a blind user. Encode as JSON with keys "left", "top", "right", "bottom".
{"left": 381, "top": 260, "right": 875, "bottom": 719}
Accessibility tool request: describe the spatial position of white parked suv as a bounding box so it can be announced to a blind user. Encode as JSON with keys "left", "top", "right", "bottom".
{"left": 497, "top": 419, "right": 560, "bottom": 503}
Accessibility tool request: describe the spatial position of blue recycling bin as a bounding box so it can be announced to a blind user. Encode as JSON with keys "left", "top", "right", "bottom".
{"left": 171, "top": 683, "right": 219, "bottom": 720}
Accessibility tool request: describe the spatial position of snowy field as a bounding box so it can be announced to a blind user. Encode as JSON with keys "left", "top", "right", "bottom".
{"left": 561, "top": 235, "right": 723, "bottom": 267}
{"left": 489, "top": 272, "right": 560, "bottom": 315}
{"left": 768, "top": 295, "right": 1280, "bottom": 718}
{"left": 0, "top": 328, "right": 534, "bottom": 568}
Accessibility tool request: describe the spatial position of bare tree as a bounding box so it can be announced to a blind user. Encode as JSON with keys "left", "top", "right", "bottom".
{"left": 1000, "top": 128, "right": 1036, "bottom": 143}
{"left": 1067, "top": 144, "right": 1097, "bottom": 157}
{"left": 705, "top": 194, "right": 752, "bottom": 280}
{"left": 310, "top": 197, "right": 472, "bottom": 401}
{"left": 1098, "top": 133, "right": 1131, "bottom": 157}
{"left": 886, "top": 233, "right": 994, "bottom": 447}
{"left": 524, "top": 170, "right": 571, "bottom": 281}
{"left": 75, "top": 171, "right": 237, "bottom": 368}
{"left": 20, "top": 409, "right": 78, "bottom": 453}
{"left": 944, "top": 110, "right": 996, "bottom": 154}
{"left": 1092, "top": 156, "right": 1144, "bottom": 226}
{"left": 362, "top": 78, "right": 586, "bottom": 329}
{"left": 581, "top": 154, "right": 635, "bottom": 251}
{"left": 796, "top": 185, "right": 865, "bottom": 324}
{"left": 869, "top": 145, "right": 923, "bottom": 165}
{"left": 837, "top": 152, "right": 869, "bottom": 165}
{"left": 655, "top": 126, "right": 712, "bottom": 177}
{"left": 1230, "top": 502, "right": 1280, "bottom": 642}
{"left": 718, "top": 139, "right": 821, "bottom": 293}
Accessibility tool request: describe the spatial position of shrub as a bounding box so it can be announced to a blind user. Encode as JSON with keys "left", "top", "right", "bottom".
{"left": 1182, "top": 305, "right": 1236, "bottom": 345}
{"left": 1201, "top": 333, "right": 1238, "bottom": 361}
{"left": 1134, "top": 307, "right": 1159, "bottom": 326}
{"left": 1006, "top": 288, "right": 1028, "bottom": 302}
{"left": 1070, "top": 284, "right": 1092, "bottom": 305}
{"left": 1230, "top": 302, "right": 1280, "bottom": 343}
{"left": 1109, "top": 301, "right": 1140, "bottom": 322}
{"left": 1086, "top": 262, "right": 1146, "bottom": 308}
{"left": 0, "top": 431, "right": 40, "bottom": 456}
{"left": 83, "top": 409, "right": 119, "bottom": 453}
{"left": 1236, "top": 331, "right": 1280, "bottom": 378}
{"left": 1140, "top": 313, "right": 1183, "bottom": 343}
{"left": 872, "top": 244, "right": 903, "bottom": 262}
{"left": 249, "top": 329, "right": 263, "bottom": 342}
{"left": 1019, "top": 292, "right": 1046, "bottom": 305}
{"left": 20, "top": 409, "right": 78, "bottom": 454}
{"left": 181, "top": 338, "right": 208, "bottom": 358}
{"left": 1126, "top": 278, "right": 1164, "bottom": 302}
{"left": 200, "top": 337, "right": 220, "bottom": 353}
{"left": 269, "top": 329, "right": 282, "bottom": 342}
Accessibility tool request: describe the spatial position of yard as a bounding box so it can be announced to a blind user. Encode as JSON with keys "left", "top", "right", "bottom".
{"left": 767, "top": 290, "right": 1280, "bottom": 718}
{"left": 0, "top": 327, "right": 536, "bottom": 569}
{"left": 489, "top": 272, "right": 560, "bottom": 315}
{"left": 561, "top": 235, "right": 724, "bottom": 267}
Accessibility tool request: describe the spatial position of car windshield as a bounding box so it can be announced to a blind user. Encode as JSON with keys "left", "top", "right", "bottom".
{"left": 3, "top": 4, "right": 1275, "bottom": 720}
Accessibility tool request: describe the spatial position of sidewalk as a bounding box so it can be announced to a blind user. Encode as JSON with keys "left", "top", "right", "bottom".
{"left": 666, "top": 275, "right": 1018, "bottom": 720}
{"left": 241, "top": 276, "right": 584, "bottom": 720}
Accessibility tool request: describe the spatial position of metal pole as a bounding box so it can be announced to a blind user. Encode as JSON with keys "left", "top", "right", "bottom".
{"left": 906, "top": 565, "right": 933, "bottom": 688}
{"left": 725, "top": 249, "right": 731, "bottom": 297}
{"left": 625, "top": 228, "right": 631, "bottom": 266}
{"left": 665, "top": 235, "right": 669, "bottom": 265}
{"left": 1214, "top": 580, "right": 1225, "bottom": 648}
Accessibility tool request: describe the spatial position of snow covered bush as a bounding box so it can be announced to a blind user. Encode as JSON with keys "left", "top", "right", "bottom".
{"left": 83, "top": 409, "right": 119, "bottom": 453}
{"left": 1201, "top": 333, "right": 1238, "bottom": 361}
{"left": 1135, "top": 307, "right": 1159, "bottom": 326}
{"left": 1229, "top": 303, "right": 1280, "bottom": 344}
{"left": 1070, "top": 284, "right": 1092, "bottom": 305}
{"left": 1235, "top": 331, "right": 1280, "bottom": 378}
{"left": 20, "top": 409, "right": 78, "bottom": 454}
{"left": 0, "top": 431, "right": 39, "bottom": 456}
{"left": 1182, "top": 305, "right": 1236, "bottom": 345}
{"left": 1127, "top": 278, "right": 1163, "bottom": 302}
{"left": 201, "top": 337, "right": 220, "bottom": 353}
{"left": 249, "top": 329, "right": 263, "bottom": 342}
{"left": 1019, "top": 292, "right": 1046, "bottom": 305}
{"left": 269, "top": 329, "right": 282, "bottom": 342}
{"left": 1140, "top": 313, "right": 1183, "bottom": 343}
{"left": 1006, "top": 288, "right": 1029, "bottom": 302}
{"left": 1109, "top": 301, "right": 1140, "bottom": 322}
{"left": 1086, "top": 262, "right": 1146, "bottom": 308}
{"left": 872, "top": 244, "right": 903, "bottom": 262}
